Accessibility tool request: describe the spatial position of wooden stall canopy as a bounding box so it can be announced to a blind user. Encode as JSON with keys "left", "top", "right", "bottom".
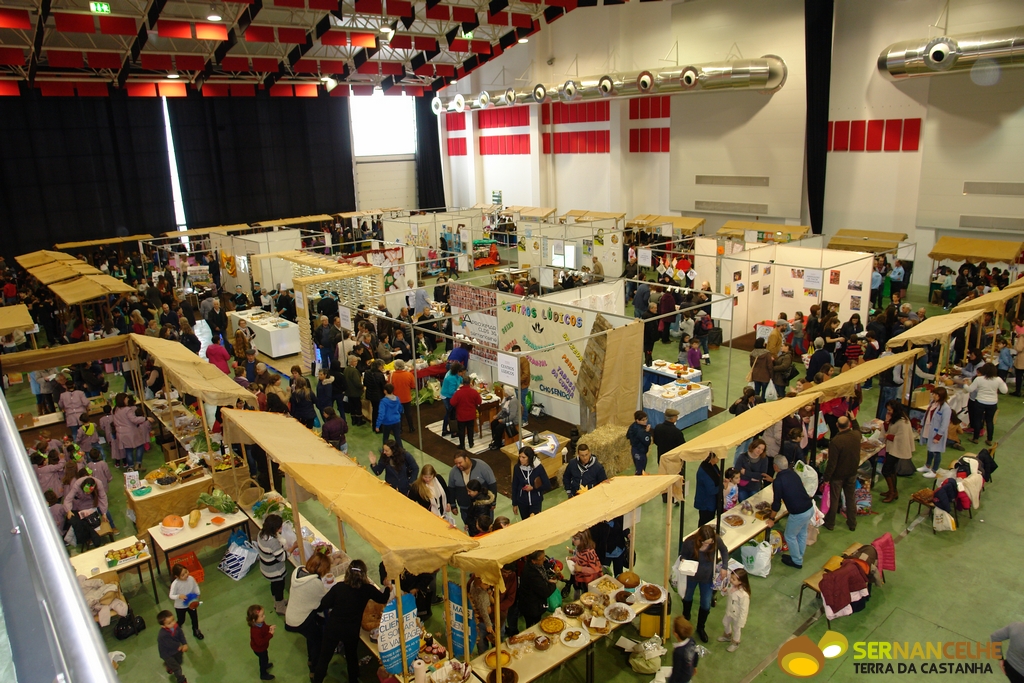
{"left": 833, "top": 229, "right": 909, "bottom": 241}
{"left": 27, "top": 260, "right": 103, "bottom": 285}
{"left": 1006, "top": 277, "right": 1024, "bottom": 291}
{"left": 827, "top": 237, "right": 901, "bottom": 253}
{"left": 798, "top": 349, "right": 924, "bottom": 402}
{"left": 160, "top": 224, "right": 251, "bottom": 238}
{"left": 221, "top": 410, "right": 361, "bottom": 467}
{"left": 717, "top": 221, "right": 811, "bottom": 240}
{"left": 251, "top": 250, "right": 377, "bottom": 276}
{"left": 658, "top": 393, "right": 823, "bottom": 473}
{"left": 951, "top": 287, "right": 1024, "bottom": 314}
{"left": 451, "top": 475, "right": 680, "bottom": 590}
{"left": 565, "top": 210, "right": 628, "bottom": 223}
{"left": 220, "top": 408, "right": 479, "bottom": 579}
{"left": 334, "top": 209, "right": 405, "bottom": 219}
{"left": 928, "top": 236, "right": 1024, "bottom": 265}
{"left": 250, "top": 215, "right": 334, "bottom": 227}
{"left": 628, "top": 215, "right": 706, "bottom": 235}
{"left": 503, "top": 206, "right": 557, "bottom": 219}
{"left": 0, "top": 304, "right": 36, "bottom": 337}
{"left": 471, "top": 203, "right": 502, "bottom": 212}
{"left": 0, "top": 336, "right": 129, "bottom": 374}
{"left": 49, "top": 275, "right": 136, "bottom": 305}
{"left": 885, "top": 310, "right": 984, "bottom": 348}
{"left": 129, "top": 334, "right": 257, "bottom": 408}
{"left": 15, "top": 250, "right": 79, "bottom": 269}
{"left": 54, "top": 235, "right": 153, "bottom": 250}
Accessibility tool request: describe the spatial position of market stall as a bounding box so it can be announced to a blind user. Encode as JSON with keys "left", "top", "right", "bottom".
{"left": 885, "top": 310, "right": 984, "bottom": 373}
{"left": 451, "top": 475, "right": 680, "bottom": 683}
{"left": 641, "top": 361, "right": 702, "bottom": 392}
{"left": 227, "top": 308, "right": 300, "bottom": 358}
{"left": 799, "top": 349, "right": 925, "bottom": 407}
{"left": 26, "top": 260, "right": 103, "bottom": 285}
{"left": 125, "top": 474, "right": 215, "bottom": 543}
{"left": 642, "top": 382, "right": 712, "bottom": 429}
{"left": 827, "top": 229, "right": 908, "bottom": 255}
{"left": 14, "top": 249, "right": 79, "bottom": 269}
{"left": 69, "top": 535, "right": 159, "bottom": 604}
{"left": 717, "top": 221, "right": 811, "bottom": 243}
{"left": 928, "top": 236, "right": 1024, "bottom": 266}
{"left": 0, "top": 304, "right": 38, "bottom": 349}
{"left": 951, "top": 287, "right": 1024, "bottom": 352}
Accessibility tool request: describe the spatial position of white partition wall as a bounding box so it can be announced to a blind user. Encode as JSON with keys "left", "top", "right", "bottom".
{"left": 540, "top": 281, "right": 628, "bottom": 319}
{"left": 692, "top": 237, "right": 718, "bottom": 291}
{"left": 744, "top": 245, "right": 777, "bottom": 331}
{"left": 217, "top": 229, "right": 304, "bottom": 293}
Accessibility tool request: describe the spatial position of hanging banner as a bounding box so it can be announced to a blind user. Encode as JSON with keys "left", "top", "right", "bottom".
{"left": 447, "top": 581, "right": 478, "bottom": 659}
{"left": 497, "top": 296, "right": 591, "bottom": 403}
{"left": 498, "top": 352, "right": 519, "bottom": 385}
{"left": 379, "top": 593, "right": 421, "bottom": 675}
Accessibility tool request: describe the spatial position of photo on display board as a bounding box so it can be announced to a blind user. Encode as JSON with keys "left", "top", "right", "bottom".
{"left": 751, "top": 264, "right": 759, "bottom": 275}
{"left": 791, "top": 269, "right": 804, "bottom": 279}
{"left": 763, "top": 285, "right": 771, "bottom": 296}
{"left": 829, "top": 270, "right": 841, "bottom": 285}
{"left": 736, "top": 282, "right": 745, "bottom": 293}
{"left": 764, "top": 265, "right": 771, "bottom": 276}
{"left": 848, "top": 280, "right": 863, "bottom": 291}
{"left": 733, "top": 271, "right": 742, "bottom": 281}
{"left": 752, "top": 281, "right": 760, "bottom": 291}
{"left": 803, "top": 288, "right": 820, "bottom": 297}
{"left": 851, "top": 296, "right": 862, "bottom": 311}
{"left": 782, "top": 288, "right": 795, "bottom": 299}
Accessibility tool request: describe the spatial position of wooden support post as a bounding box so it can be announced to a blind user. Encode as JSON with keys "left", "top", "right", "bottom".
{"left": 265, "top": 446, "right": 276, "bottom": 492}
{"left": 442, "top": 566, "right": 453, "bottom": 661}
{"left": 460, "top": 570, "right": 470, "bottom": 666}
{"left": 336, "top": 517, "right": 347, "bottom": 552}
{"left": 663, "top": 482, "right": 673, "bottom": 640}
{"left": 196, "top": 398, "right": 213, "bottom": 466}
{"left": 395, "top": 580, "right": 411, "bottom": 682}
{"left": 628, "top": 510, "right": 637, "bottom": 571}
{"left": 285, "top": 475, "right": 307, "bottom": 565}
{"left": 493, "top": 585, "right": 503, "bottom": 683}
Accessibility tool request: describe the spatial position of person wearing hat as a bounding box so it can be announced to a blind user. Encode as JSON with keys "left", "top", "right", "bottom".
{"left": 653, "top": 409, "right": 686, "bottom": 463}
{"left": 232, "top": 285, "right": 250, "bottom": 311}
{"left": 276, "top": 289, "right": 297, "bottom": 322}
{"left": 390, "top": 360, "right": 417, "bottom": 432}
{"left": 244, "top": 348, "right": 259, "bottom": 383}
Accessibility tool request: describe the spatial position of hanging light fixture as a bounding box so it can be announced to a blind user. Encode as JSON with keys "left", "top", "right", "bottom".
{"left": 206, "top": 4, "right": 221, "bottom": 21}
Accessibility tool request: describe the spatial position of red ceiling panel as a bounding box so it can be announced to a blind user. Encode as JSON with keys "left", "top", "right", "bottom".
{"left": 380, "top": 62, "right": 404, "bottom": 75}
{"left": 270, "top": 83, "right": 293, "bottom": 96}
{"left": 308, "top": 0, "right": 338, "bottom": 8}
{"left": 492, "top": 42, "right": 502, "bottom": 57}
{"left": 883, "top": 119, "right": 902, "bottom": 151}
{"left": 352, "top": 84, "right": 373, "bottom": 96}
{"left": 320, "top": 59, "right": 345, "bottom": 72}
{"left": 0, "top": 9, "right": 31, "bottom": 30}
{"left": 158, "top": 82, "right": 187, "bottom": 97}
{"left": 321, "top": 31, "right": 347, "bottom": 46}
{"left": 202, "top": 83, "right": 230, "bottom": 96}
{"left": 251, "top": 57, "right": 279, "bottom": 71}
{"left": 245, "top": 25, "right": 275, "bottom": 42}
{"left": 293, "top": 59, "right": 318, "bottom": 73}
{"left": 53, "top": 13, "right": 95, "bottom": 34}
{"left": 448, "top": 38, "right": 469, "bottom": 52}
{"left": 413, "top": 64, "right": 433, "bottom": 76}
{"left": 97, "top": 16, "right": 136, "bottom": 36}
{"left": 425, "top": 5, "right": 449, "bottom": 20}
{"left": 387, "top": 0, "right": 413, "bottom": 17}
{"left": 196, "top": 23, "right": 228, "bottom": 40}
{"left": 87, "top": 52, "right": 123, "bottom": 69}
{"left": 157, "top": 20, "right": 192, "bottom": 39}
{"left": 39, "top": 81, "right": 76, "bottom": 97}
{"left": 403, "top": 86, "right": 422, "bottom": 96}
{"left": 355, "top": 0, "right": 382, "bottom": 12}
{"left": 0, "top": 47, "right": 24, "bottom": 66}
{"left": 329, "top": 84, "right": 350, "bottom": 96}
{"left": 487, "top": 10, "right": 508, "bottom": 25}
{"left": 849, "top": 119, "right": 866, "bottom": 152}
{"left": 221, "top": 56, "right": 250, "bottom": 71}
{"left": 832, "top": 120, "right": 850, "bottom": 152}
{"left": 273, "top": 0, "right": 304, "bottom": 6}
{"left": 387, "top": 34, "right": 412, "bottom": 49}
{"left": 140, "top": 53, "right": 174, "bottom": 71}
{"left": 126, "top": 83, "right": 158, "bottom": 97}
{"left": 175, "top": 54, "right": 207, "bottom": 71}
{"left": 510, "top": 12, "right": 532, "bottom": 28}
{"left": 75, "top": 81, "right": 109, "bottom": 97}
{"left": 351, "top": 33, "right": 377, "bottom": 48}
{"left": 470, "top": 40, "right": 491, "bottom": 54}
{"left": 230, "top": 83, "right": 255, "bottom": 96}
{"left": 865, "top": 119, "right": 884, "bottom": 151}
{"left": 356, "top": 62, "right": 378, "bottom": 74}
{"left": 414, "top": 36, "right": 437, "bottom": 51}
{"left": 434, "top": 63, "right": 455, "bottom": 77}
{"left": 277, "top": 27, "right": 307, "bottom": 43}
{"left": 294, "top": 83, "right": 318, "bottom": 97}
{"left": 451, "top": 6, "right": 476, "bottom": 22}
{"left": 0, "top": 81, "right": 19, "bottom": 96}
{"left": 47, "top": 51, "right": 85, "bottom": 69}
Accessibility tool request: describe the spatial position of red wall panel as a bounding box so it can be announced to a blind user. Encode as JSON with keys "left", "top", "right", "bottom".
{"left": 849, "top": 120, "right": 866, "bottom": 152}
{"left": 884, "top": 119, "right": 902, "bottom": 151}
{"left": 902, "top": 118, "right": 921, "bottom": 151}
{"left": 832, "top": 120, "right": 850, "bottom": 152}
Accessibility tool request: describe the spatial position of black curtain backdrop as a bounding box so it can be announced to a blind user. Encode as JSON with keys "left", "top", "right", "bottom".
{"left": 414, "top": 95, "right": 446, "bottom": 210}
{"left": 166, "top": 95, "right": 356, "bottom": 228}
{"left": 0, "top": 92, "right": 176, "bottom": 258}
{"left": 804, "top": 0, "right": 835, "bottom": 234}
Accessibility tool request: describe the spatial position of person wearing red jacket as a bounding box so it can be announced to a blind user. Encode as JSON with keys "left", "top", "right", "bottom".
{"left": 449, "top": 377, "right": 482, "bottom": 450}
{"left": 248, "top": 605, "right": 276, "bottom": 681}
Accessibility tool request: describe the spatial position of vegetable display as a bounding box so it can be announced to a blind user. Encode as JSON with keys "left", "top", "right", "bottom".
{"left": 197, "top": 489, "right": 239, "bottom": 514}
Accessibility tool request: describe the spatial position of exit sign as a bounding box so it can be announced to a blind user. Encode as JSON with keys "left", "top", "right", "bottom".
{"left": 90, "top": 2, "right": 111, "bottom": 13}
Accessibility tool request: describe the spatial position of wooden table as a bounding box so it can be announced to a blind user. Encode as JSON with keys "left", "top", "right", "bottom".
{"left": 125, "top": 474, "right": 214, "bottom": 542}
{"left": 144, "top": 398, "right": 202, "bottom": 461}
{"left": 147, "top": 508, "right": 250, "bottom": 576}
{"left": 69, "top": 535, "right": 159, "bottom": 603}
{"left": 470, "top": 599, "right": 652, "bottom": 683}
{"left": 501, "top": 431, "right": 569, "bottom": 483}
{"left": 477, "top": 397, "right": 500, "bottom": 437}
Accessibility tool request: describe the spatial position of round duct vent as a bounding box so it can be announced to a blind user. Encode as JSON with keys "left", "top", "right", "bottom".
{"left": 561, "top": 80, "right": 579, "bottom": 101}
{"left": 431, "top": 97, "right": 444, "bottom": 115}
{"left": 923, "top": 37, "right": 959, "bottom": 71}
{"left": 680, "top": 68, "right": 699, "bottom": 89}
{"left": 478, "top": 91, "right": 491, "bottom": 107}
{"left": 597, "top": 75, "right": 615, "bottom": 95}
{"left": 503, "top": 88, "right": 517, "bottom": 105}
{"left": 637, "top": 71, "right": 654, "bottom": 93}
{"left": 532, "top": 83, "right": 547, "bottom": 103}
{"left": 453, "top": 93, "right": 466, "bottom": 113}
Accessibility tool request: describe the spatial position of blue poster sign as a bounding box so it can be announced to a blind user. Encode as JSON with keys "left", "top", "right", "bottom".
{"left": 379, "top": 593, "right": 421, "bottom": 675}
{"left": 447, "top": 581, "right": 477, "bottom": 659}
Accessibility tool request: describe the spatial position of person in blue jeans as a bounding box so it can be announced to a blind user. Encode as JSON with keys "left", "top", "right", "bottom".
{"left": 766, "top": 455, "right": 814, "bottom": 569}
{"left": 678, "top": 525, "right": 729, "bottom": 643}
{"left": 625, "top": 411, "right": 653, "bottom": 475}
{"left": 375, "top": 383, "right": 403, "bottom": 447}
{"left": 439, "top": 361, "right": 464, "bottom": 438}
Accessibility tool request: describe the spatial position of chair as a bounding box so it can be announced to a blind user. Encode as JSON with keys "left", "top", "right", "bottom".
{"left": 95, "top": 519, "right": 117, "bottom": 544}
{"left": 905, "top": 488, "right": 959, "bottom": 533}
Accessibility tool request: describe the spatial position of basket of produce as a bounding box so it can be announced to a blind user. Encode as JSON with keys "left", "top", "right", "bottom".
{"left": 144, "top": 469, "right": 168, "bottom": 483}
{"left": 154, "top": 474, "right": 180, "bottom": 489}
{"left": 105, "top": 541, "right": 148, "bottom": 567}
{"left": 251, "top": 492, "right": 293, "bottom": 523}
{"left": 237, "top": 478, "right": 266, "bottom": 509}
{"left": 197, "top": 489, "right": 238, "bottom": 514}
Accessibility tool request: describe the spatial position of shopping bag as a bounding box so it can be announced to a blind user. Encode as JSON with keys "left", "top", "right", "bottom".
{"left": 809, "top": 502, "right": 825, "bottom": 528}
{"left": 764, "top": 382, "right": 779, "bottom": 402}
{"left": 794, "top": 461, "right": 819, "bottom": 498}
{"left": 361, "top": 399, "right": 373, "bottom": 421}
{"left": 933, "top": 508, "right": 956, "bottom": 532}
{"left": 740, "top": 541, "right": 772, "bottom": 578}
{"left": 806, "top": 524, "right": 819, "bottom": 546}
{"left": 820, "top": 482, "right": 831, "bottom": 515}
{"left": 545, "top": 587, "right": 562, "bottom": 612}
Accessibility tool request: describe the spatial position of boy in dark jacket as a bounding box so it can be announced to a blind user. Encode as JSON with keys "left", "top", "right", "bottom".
{"left": 315, "top": 368, "right": 335, "bottom": 421}
{"left": 157, "top": 610, "right": 189, "bottom": 683}
{"left": 563, "top": 444, "right": 608, "bottom": 497}
{"left": 668, "top": 617, "right": 699, "bottom": 683}
{"left": 626, "top": 410, "right": 653, "bottom": 475}
{"left": 342, "top": 355, "right": 364, "bottom": 426}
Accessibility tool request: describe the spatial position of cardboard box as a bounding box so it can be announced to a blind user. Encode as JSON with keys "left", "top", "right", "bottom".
{"left": 911, "top": 388, "right": 930, "bottom": 409}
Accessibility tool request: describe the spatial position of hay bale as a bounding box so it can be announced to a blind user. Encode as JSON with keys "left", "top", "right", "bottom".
{"left": 579, "top": 423, "right": 633, "bottom": 476}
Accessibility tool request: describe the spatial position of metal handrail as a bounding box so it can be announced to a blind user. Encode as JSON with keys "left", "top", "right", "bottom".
{"left": 0, "top": 390, "right": 119, "bottom": 683}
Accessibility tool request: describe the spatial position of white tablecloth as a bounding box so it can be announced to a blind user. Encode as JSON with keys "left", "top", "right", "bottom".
{"left": 645, "top": 365, "right": 702, "bottom": 382}
{"left": 642, "top": 384, "right": 712, "bottom": 416}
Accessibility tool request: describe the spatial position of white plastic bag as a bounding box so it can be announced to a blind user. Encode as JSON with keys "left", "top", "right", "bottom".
{"left": 741, "top": 541, "right": 773, "bottom": 578}
{"left": 809, "top": 501, "right": 825, "bottom": 528}
{"left": 764, "top": 382, "right": 778, "bottom": 401}
{"left": 933, "top": 508, "right": 956, "bottom": 532}
{"left": 794, "top": 461, "right": 819, "bottom": 497}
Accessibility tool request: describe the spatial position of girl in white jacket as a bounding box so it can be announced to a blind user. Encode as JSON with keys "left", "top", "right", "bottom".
{"left": 718, "top": 569, "right": 750, "bottom": 652}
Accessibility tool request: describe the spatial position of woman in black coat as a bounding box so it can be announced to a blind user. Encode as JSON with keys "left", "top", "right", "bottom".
{"left": 313, "top": 560, "right": 391, "bottom": 683}
{"left": 362, "top": 360, "right": 388, "bottom": 431}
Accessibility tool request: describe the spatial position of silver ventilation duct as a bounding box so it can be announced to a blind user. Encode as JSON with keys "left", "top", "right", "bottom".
{"left": 432, "top": 55, "right": 787, "bottom": 113}
{"left": 878, "top": 25, "right": 1024, "bottom": 80}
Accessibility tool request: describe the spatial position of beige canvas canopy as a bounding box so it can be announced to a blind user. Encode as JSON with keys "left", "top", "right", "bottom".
{"left": 1006, "top": 277, "right": 1024, "bottom": 291}
{"left": 15, "top": 250, "right": 78, "bottom": 269}
{"left": 718, "top": 221, "right": 811, "bottom": 240}
{"left": 504, "top": 206, "right": 557, "bottom": 219}
{"left": 451, "top": 475, "right": 679, "bottom": 589}
{"left": 827, "top": 237, "right": 901, "bottom": 253}
{"left": 0, "top": 304, "right": 35, "bottom": 337}
{"left": 27, "top": 261, "right": 103, "bottom": 285}
{"left": 833, "top": 229, "right": 909, "bottom": 241}
{"left": 161, "top": 224, "right": 250, "bottom": 238}
{"left": 885, "top": 310, "right": 984, "bottom": 349}
{"left": 951, "top": 287, "right": 1024, "bottom": 315}
{"left": 627, "top": 215, "right": 705, "bottom": 234}
{"left": 0, "top": 336, "right": 129, "bottom": 374}
{"left": 220, "top": 408, "right": 478, "bottom": 578}
{"left": 929, "top": 236, "right": 1024, "bottom": 265}
{"left": 221, "top": 409, "right": 362, "bottom": 467}
{"left": 250, "top": 215, "right": 333, "bottom": 227}
{"left": 799, "top": 350, "right": 924, "bottom": 402}
{"left": 49, "top": 275, "right": 136, "bottom": 305}
{"left": 129, "top": 334, "right": 257, "bottom": 407}
{"left": 54, "top": 235, "right": 152, "bottom": 249}
{"left": 565, "top": 210, "right": 627, "bottom": 223}
{"left": 658, "top": 393, "right": 823, "bottom": 474}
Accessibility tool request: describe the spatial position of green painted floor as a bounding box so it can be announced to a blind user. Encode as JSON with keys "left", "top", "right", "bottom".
{"left": 4, "top": 284, "right": 1020, "bottom": 682}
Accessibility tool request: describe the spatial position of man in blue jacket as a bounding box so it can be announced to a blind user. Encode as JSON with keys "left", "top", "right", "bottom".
{"left": 563, "top": 444, "right": 607, "bottom": 497}
{"left": 626, "top": 411, "right": 653, "bottom": 475}
{"left": 375, "top": 383, "right": 404, "bottom": 447}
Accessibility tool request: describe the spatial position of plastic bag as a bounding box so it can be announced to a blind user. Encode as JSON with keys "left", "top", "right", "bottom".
{"left": 820, "top": 482, "right": 831, "bottom": 515}
{"left": 629, "top": 635, "right": 666, "bottom": 673}
{"left": 933, "top": 508, "right": 956, "bottom": 532}
{"left": 794, "top": 461, "right": 819, "bottom": 497}
{"left": 741, "top": 541, "right": 772, "bottom": 578}
{"left": 546, "top": 586, "right": 562, "bottom": 612}
{"left": 806, "top": 524, "right": 819, "bottom": 546}
{"left": 809, "top": 502, "right": 825, "bottom": 528}
{"left": 280, "top": 521, "right": 298, "bottom": 550}
{"left": 764, "top": 382, "right": 778, "bottom": 402}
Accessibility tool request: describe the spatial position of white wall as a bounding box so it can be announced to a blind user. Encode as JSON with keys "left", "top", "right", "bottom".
{"left": 355, "top": 156, "right": 417, "bottom": 209}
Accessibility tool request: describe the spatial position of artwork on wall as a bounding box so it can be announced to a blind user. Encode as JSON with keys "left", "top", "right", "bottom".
{"left": 803, "top": 288, "right": 820, "bottom": 297}
{"left": 752, "top": 281, "right": 760, "bottom": 291}
{"left": 763, "top": 265, "right": 771, "bottom": 276}
{"left": 733, "top": 271, "right": 742, "bottom": 282}
{"left": 829, "top": 270, "right": 841, "bottom": 285}
{"left": 763, "top": 285, "right": 771, "bottom": 296}
{"left": 791, "top": 269, "right": 804, "bottom": 279}
{"left": 848, "top": 280, "right": 863, "bottom": 291}
{"left": 751, "top": 264, "right": 759, "bottom": 275}
{"left": 735, "top": 282, "right": 746, "bottom": 293}
{"left": 850, "top": 295, "right": 862, "bottom": 311}
{"left": 782, "top": 288, "right": 795, "bottom": 298}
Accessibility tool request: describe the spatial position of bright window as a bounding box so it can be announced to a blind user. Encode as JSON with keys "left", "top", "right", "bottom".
{"left": 349, "top": 91, "right": 417, "bottom": 157}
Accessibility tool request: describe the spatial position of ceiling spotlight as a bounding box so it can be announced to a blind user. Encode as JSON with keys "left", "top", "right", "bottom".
{"left": 518, "top": 38, "right": 528, "bottom": 44}
{"left": 167, "top": 72, "right": 180, "bottom": 79}
{"left": 320, "top": 75, "right": 331, "bottom": 82}
{"left": 323, "top": 77, "right": 339, "bottom": 92}
{"left": 380, "top": 26, "right": 394, "bottom": 36}
{"left": 449, "top": 79, "right": 457, "bottom": 85}
{"left": 206, "top": 4, "right": 221, "bottom": 21}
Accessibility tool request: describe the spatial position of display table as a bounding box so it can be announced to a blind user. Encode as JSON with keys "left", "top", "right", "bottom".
{"left": 500, "top": 432, "right": 568, "bottom": 483}
{"left": 642, "top": 364, "right": 702, "bottom": 393}
{"left": 228, "top": 309, "right": 300, "bottom": 358}
{"left": 147, "top": 508, "right": 250, "bottom": 576}
{"left": 642, "top": 384, "right": 712, "bottom": 430}
{"left": 125, "top": 474, "right": 214, "bottom": 542}
{"left": 145, "top": 398, "right": 202, "bottom": 461}
{"left": 412, "top": 362, "right": 448, "bottom": 388}
{"left": 492, "top": 266, "right": 528, "bottom": 282}
{"left": 470, "top": 597, "right": 652, "bottom": 683}
{"left": 69, "top": 535, "right": 159, "bottom": 603}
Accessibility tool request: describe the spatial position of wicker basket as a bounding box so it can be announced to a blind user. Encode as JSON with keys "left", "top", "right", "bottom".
{"left": 237, "top": 478, "right": 265, "bottom": 508}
